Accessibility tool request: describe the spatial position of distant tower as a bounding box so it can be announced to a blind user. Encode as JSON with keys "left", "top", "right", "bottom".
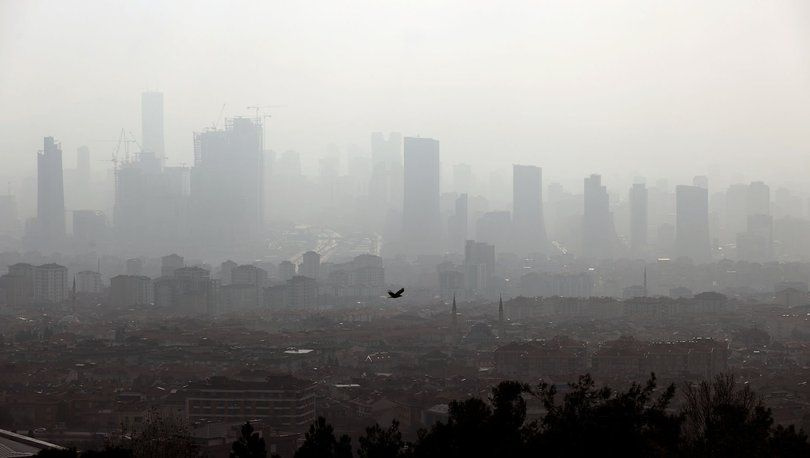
{"left": 582, "top": 174, "right": 615, "bottom": 259}
{"left": 629, "top": 183, "right": 648, "bottom": 253}
{"left": 512, "top": 165, "right": 548, "bottom": 254}
{"left": 300, "top": 251, "right": 321, "bottom": 280}
{"left": 403, "top": 137, "right": 441, "bottom": 254}
{"left": 451, "top": 293, "right": 458, "bottom": 328}
{"left": 37, "top": 137, "right": 66, "bottom": 243}
{"left": 498, "top": 294, "right": 505, "bottom": 338}
{"left": 141, "top": 91, "right": 165, "bottom": 160}
{"left": 643, "top": 265, "right": 648, "bottom": 297}
{"left": 675, "top": 185, "right": 711, "bottom": 263}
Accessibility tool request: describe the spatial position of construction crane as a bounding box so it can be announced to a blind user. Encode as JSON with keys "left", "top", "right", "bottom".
{"left": 213, "top": 103, "right": 227, "bottom": 130}
{"left": 246, "top": 105, "right": 285, "bottom": 124}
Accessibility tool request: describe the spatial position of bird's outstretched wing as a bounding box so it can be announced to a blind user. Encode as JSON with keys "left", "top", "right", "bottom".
{"left": 396, "top": 288, "right": 405, "bottom": 295}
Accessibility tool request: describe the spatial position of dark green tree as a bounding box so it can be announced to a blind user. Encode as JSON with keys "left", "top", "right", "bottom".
{"left": 357, "top": 420, "right": 407, "bottom": 458}
{"left": 294, "top": 417, "right": 352, "bottom": 458}
{"left": 527, "top": 373, "right": 681, "bottom": 457}
{"left": 681, "top": 374, "right": 810, "bottom": 457}
{"left": 413, "top": 381, "right": 531, "bottom": 458}
{"left": 230, "top": 422, "right": 267, "bottom": 458}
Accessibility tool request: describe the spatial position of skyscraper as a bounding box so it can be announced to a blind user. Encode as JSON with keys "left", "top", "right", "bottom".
{"left": 369, "top": 132, "right": 403, "bottom": 213}
{"left": 300, "top": 251, "right": 321, "bottom": 280}
{"left": 37, "top": 137, "right": 66, "bottom": 244}
{"left": 629, "top": 183, "right": 648, "bottom": 252}
{"left": 582, "top": 174, "right": 615, "bottom": 259}
{"left": 141, "top": 91, "right": 165, "bottom": 159}
{"left": 675, "top": 185, "right": 710, "bottom": 263}
{"left": 512, "top": 165, "right": 548, "bottom": 254}
{"left": 403, "top": 137, "right": 440, "bottom": 253}
{"left": 192, "top": 117, "right": 264, "bottom": 248}
{"left": 447, "top": 193, "right": 468, "bottom": 252}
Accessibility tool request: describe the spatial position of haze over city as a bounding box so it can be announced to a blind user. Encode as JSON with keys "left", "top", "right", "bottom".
{"left": 3, "top": 1, "right": 810, "bottom": 457}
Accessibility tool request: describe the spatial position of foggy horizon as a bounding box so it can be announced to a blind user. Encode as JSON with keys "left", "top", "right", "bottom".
{"left": 3, "top": 0, "right": 810, "bottom": 190}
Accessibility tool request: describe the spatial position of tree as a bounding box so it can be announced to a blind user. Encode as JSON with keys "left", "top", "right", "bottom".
{"left": 231, "top": 422, "right": 267, "bottom": 458}
{"left": 357, "top": 420, "right": 407, "bottom": 458}
{"left": 413, "top": 381, "right": 531, "bottom": 458}
{"left": 294, "top": 417, "right": 352, "bottom": 458}
{"left": 681, "top": 374, "right": 810, "bottom": 457}
{"left": 106, "top": 410, "right": 196, "bottom": 458}
{"left": 527, "top": 373, "right": 680, "bottom": 457}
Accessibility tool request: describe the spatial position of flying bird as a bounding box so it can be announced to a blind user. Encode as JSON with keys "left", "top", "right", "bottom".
{"left": 388, "top": 288, "right": 404, "bottom": 299}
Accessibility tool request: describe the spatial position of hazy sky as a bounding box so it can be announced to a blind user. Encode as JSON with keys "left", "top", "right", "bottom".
{"left": 2, "top": 0, "right": 810, "bottom": 190}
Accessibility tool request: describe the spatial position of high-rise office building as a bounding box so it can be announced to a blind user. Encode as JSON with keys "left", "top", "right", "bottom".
{"left": 447, "top": 193, "right": 468, "bottom": 253}
{"left": 747, "top": 181, "right": 770, "bottom": 217}
{"left": 299, "top": 251, "right": 321, "bottom": 280}
{"left": 464, "top": 240, "right": 495, "bottom": 293}
{"left": 403, "top": 137, "right": 441, "bottom": 254}
{"left": 582, "top": 174, "right": 615, "bottom": 259}
{"left": 278, "top": 260, "right": 296, "bottom": 282}
{"left": 629, "top": 183, "right": 648, "bottom": 252}
{"left": 161, "top": 253, "right": 184, "bottom": 277}
{"left": 141, "top": 91, "right": 165, "bottom": 159}
{"left": 512, "top": 165, "right": 548, "bottom": 254}
{"left": 675, "top": 185, "right": 711, "bottom": 263}
{"left": 192, "top": 117, "right": 264, "bottom": 248}
{"left": 37, "top": 137, "right": 66, "bottom": 244}
{"left": 34, "top": 263, "right": 68, "bottom": 304}
{"left": 369, "top": 132, "right": 403, "bottom": 212}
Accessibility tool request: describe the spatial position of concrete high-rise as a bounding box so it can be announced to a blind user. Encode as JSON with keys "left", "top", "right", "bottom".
{"left": 512, "top": 165, "right": 548, "bottom": 254}
{"left": 582, "top": 174, "right": 615, "bottom": 259}
{"left": 369, "top": 132, "right": 403, "bottom": 214}
{"left": 37, "top": 137, "right": 66, "bottom": 244}
{"left": 747, "top": 181, "right": 770, "bottom": 217}
{"left": 403, "top": 137, "right": 441, "bottom": 254}
{"left": 141, "top": 91, "right": 165, "bottom": 159}
{"left": 192, "top": 117, "right": 264, "bottom": 248}
{"left": 629, "top": 183, "right": 648, "bottom": 252}
{"left": 300, "top": 251, "right": 321, "bottom": 280}
{"left": 447, "top": 193, "right": 468, "bottom": 253}
{"left": 675, "top": 185, "right": 711, "bottom": 263}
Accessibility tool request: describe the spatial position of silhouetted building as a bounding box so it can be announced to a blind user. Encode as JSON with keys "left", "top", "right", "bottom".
{"left": 161, "top": 254, "right": 184, "bottom": 277}
{"left": 219, "top": 260, "right": 237, "bottom": 285}
{"left": 464, "top": 240, "right": 495, "bottom": 293}
{"left": 447, "top": 193, "right": 468, "bottom": 253}
{"left": 75, "top": 270, "right": 102, "bottom": 294}
{"left": 231, "top": 264, "right": 268, "bottom": 287}
{"left": 629, "top": 183, "right": 648, "bottom": 253}
{"left": 141, "top": 91, "right": 165, "bottom": 160}
{"left": 299, "top": 251, "right": 321, "bottom": 280}
{"left": 512, "top": 164, "right": 548, "bottom": 254}
{"left": 110, "top": 275, "right": 153, "bottom": 306}
{"left": 675, "top": 185, "right": 710, "bottom": 263}
{"left": 369, "top": 132, "right": 403, "bottom": 218}
{"left": 33, "top": 263, "right": 68, "bottom": 304}
{"left": 583, "top": 174, "right": 615, "bottom": 259}
{"left": 0, "top": 263, "right": 35, "bottom": 306}
{"left": 403, "top": 137, "right": 441, "bottom": 254}
{"left": 180, "top": 376, "right": 316, "bottom": 428}
{"left": 36, "top": 137, "right": 66, "bottom": 246}
{"left": 278, "top": 260, "right": 296, "bottom": 282}
{"left": 192, "top": 117, "right": 264, "bottom": 249}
